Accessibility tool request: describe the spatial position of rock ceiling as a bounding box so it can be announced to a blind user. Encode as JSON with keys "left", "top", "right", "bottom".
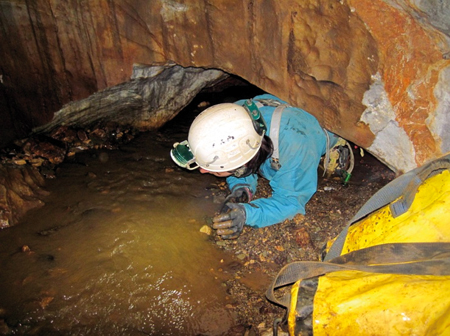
{"left": 0, "top": 0, "right": 449, "bottom": 172}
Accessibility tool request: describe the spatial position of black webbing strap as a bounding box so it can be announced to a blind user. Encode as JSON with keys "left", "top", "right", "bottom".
{"left": 266, "top": 242, "right": 450, "bottom": 308}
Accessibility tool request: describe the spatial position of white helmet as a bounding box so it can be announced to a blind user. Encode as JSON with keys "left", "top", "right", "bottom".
{"left": 171, "top": 101, "right": 266, "bottom": 172}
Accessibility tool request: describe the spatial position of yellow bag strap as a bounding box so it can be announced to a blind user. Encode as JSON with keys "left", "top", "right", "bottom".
{"left": 266, "top": 242, "right": 450, "bottom": 308}
{"left": 324, "top": 153, "right": 450, "bottom": 261}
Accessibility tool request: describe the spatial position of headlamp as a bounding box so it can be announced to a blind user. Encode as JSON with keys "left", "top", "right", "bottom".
{"left": 170, "top": 140, "right": 199, "bottom": 170}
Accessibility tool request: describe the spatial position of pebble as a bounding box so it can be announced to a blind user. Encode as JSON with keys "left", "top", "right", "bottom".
{"left": 199, "top": 225, "right": 212, "bottom": 235}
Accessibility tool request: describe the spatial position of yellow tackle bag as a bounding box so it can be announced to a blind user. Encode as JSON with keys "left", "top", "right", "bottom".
{"left": 267, "top": 154, "right": 450, "bottom": 336}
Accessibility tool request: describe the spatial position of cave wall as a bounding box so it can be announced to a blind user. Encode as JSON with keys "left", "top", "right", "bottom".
{"left": 1, "top": 0, "right": 449, "bottom": 172}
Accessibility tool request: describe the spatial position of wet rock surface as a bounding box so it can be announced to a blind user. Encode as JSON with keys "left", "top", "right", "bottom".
{"left": 0, "top": 165, "right": 48, "bottom": 228}
{"left": 0, "top": 122, "right": 138, "bottom": 227}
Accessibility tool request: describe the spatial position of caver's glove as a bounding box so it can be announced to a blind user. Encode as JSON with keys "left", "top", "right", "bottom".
{"left": 221, "top": 185, "right": 252, "bottom": 212}
{"left": 212, "top": 203, "right": 246, "bottom": 240}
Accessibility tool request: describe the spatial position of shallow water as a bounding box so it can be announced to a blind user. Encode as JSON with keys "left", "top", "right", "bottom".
{"left": 0, "top": 129, "right": 237, "bottom": 335}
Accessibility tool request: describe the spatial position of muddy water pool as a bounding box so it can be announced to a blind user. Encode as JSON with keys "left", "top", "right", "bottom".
{"left": 0, "top": 129, "right": 238, "bottom": 335}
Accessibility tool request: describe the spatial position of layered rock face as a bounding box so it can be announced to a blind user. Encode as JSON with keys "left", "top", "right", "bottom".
{"left": 1, "top": 0, "right": 449, "bottom": 173}
{"left": 0, "top": 165, "right": 48, "bottom": 228}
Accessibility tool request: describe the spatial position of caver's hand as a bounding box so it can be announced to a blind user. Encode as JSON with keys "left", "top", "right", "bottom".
{"left": 212, "top": 203, "right": 246, "bottom": 240}
{"left": 224, "top": 185, "right": 252, "bottom": 204}
{"left": 220, "top": 185, "right": 252, "bottom": 213}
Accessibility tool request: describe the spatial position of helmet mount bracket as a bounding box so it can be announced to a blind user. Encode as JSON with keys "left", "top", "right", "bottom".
{"left": 243, "top": 99, "right": 267, "bottom": 136}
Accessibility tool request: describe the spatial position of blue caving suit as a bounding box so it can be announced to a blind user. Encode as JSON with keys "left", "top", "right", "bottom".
{"left": 226, "top": 94, "right": 338, "bottom": 228}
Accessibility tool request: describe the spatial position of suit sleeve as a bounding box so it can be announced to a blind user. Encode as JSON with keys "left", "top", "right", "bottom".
{"left": 242, "top": 150, "right": 320, "bottom": 227}
{"left": 226, "top": 174, "right": 258, "bottom": 196}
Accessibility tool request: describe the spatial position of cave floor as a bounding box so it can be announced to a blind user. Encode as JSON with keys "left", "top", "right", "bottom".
{"left": 206, "top": 147, "right": 395, "bottom": 336}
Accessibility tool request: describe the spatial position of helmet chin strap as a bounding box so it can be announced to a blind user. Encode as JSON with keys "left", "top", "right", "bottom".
{"left": 232, "top": 165, "right": 250, "bottom": 178}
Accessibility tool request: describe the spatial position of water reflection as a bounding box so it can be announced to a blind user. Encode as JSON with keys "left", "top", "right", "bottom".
{"left": 0, "top": 131, "right": 236, "bottom": 335}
